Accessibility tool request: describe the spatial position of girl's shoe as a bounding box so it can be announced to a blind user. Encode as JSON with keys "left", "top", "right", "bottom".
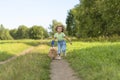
{"left": 57, "top": 55, "right": 61, "bottom": 60}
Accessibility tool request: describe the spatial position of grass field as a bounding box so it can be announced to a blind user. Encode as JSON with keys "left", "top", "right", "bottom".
{"left": 0, "top": 44, "right": 51, "bottom": 80}
{"left": 66, "top": 42, "right": 120, "bottom": 80}
{"left": 0, "top": 40, "right": 37, "bottom": 61}
{"left": 0, "top": 40, "right": 120, "bottom": 80}
{"left": 0, "top": 40, "right": 50, "bottom": 61}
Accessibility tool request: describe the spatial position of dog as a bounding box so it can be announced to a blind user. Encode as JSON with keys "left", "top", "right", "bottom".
{"left": 48, "top": 47, "right": 58, "bottom": 59}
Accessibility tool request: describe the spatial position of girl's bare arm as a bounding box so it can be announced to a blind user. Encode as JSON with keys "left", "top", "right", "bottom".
{"left": 64, "top": 36, "right": 72, "bottom": 45}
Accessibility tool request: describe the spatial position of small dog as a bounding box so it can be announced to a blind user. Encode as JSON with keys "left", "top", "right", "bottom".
{"left": 48, "top": 47, "right": 58, "bottom": 59}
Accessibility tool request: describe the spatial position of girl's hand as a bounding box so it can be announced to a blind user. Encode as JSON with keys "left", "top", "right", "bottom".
{"left": 51, "top": 40, "right": 55, "bottom": 47}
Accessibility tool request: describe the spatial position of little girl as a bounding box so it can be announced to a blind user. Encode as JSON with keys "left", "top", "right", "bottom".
{"left": 51, "top": 25, "right": 72, "bottom": 59}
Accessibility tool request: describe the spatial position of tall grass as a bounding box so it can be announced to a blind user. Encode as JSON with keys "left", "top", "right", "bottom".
{"left": 0, "top": 39, "right": 50, "bottom": 61}
{"left": 66, "top": 42, "right": 120, "bottom": 80}
{"left": 1, "top": 40, "right": 120, "bottom": 80}
{"left": 0, "top": 43, "right": 31, "bottom": 61}
{"left": 0, "top": 44, "right": 51, "bottom": 80}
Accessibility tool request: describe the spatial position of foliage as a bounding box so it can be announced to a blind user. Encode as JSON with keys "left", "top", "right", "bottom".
{"left": 9, "top": 29, "right": 18, "bottom": 39}
{"left": 0, "top": 24, "right": 13, "bottom": 40}
{"left": 16, "top": 25, "right": 29, "bottom": 39}
{"left": 29, "top": 25, "right": 46, "bottom": 39}
{"left": 66, "top": 0, "right": 120, "bottom": 38}
{"left": 7, "top": 25, "right": 48, "bottom": 40}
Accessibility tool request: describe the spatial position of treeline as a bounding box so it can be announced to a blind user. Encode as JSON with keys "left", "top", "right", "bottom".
{"left": 66, "top": 0, "right": 120, "bottom": 38}
{"left": 0, "top": 24, "right": 48, "bottom": 40}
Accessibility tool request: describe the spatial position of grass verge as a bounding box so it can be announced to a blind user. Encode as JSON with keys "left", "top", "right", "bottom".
{"left": 66, "top": 42, "right": 120, "bottom": 80}
{"left": 0, "top": 44, "right": 51, "bottom": 80}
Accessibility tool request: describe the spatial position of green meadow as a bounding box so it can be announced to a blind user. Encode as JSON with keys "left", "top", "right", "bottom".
{"left": 0, "top": 40, "right": 50, "bottom": 61}
{"left": 0, "top": 44, "right": 51, "bottom": 80}
{"left": 0, "top": 40, "right": 120, "bottom": 80}
{"left": 0, "top": 40, "right": 41, "bottom": 61}
{"left": 66, "top": 42, "right": 120, "bottom": 80}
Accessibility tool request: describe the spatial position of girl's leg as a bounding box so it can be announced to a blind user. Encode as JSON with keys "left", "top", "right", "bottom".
{"left": 57, "top": 41, "right": 62, "bottom": 59}
{"left": 57, "top": 41, "right": 61, "bottom": 56}
{"left": 62, "top": 41, "right": 66, "bottom": 56}
{"left": 57, "top": 41, "right": 63, "bottom": 56}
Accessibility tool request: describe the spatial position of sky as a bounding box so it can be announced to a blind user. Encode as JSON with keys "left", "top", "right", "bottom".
{"left": 0, "top": 0, "right": 79, "bottom": 30}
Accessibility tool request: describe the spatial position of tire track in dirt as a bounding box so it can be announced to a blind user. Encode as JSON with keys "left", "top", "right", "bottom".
{"left": 0, "top": 47, "right": 34, "bottom": 65}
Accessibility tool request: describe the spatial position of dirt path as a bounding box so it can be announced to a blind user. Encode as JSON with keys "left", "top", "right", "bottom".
{"left": 0, "top": 47, "right": 34, "bottom": 65}
{"left": 50, "top": 59, "right": 80, "bottom": 80}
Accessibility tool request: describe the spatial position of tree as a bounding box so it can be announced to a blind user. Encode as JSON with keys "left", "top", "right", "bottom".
{"left": 9, "top": 29, "right": 18, "bottom": 39}
{"left": 0, "top": 24, "right": 13, "bottom": 40}
{"left": 29, "top": 25, "right": 48, "bottom": 39}
{"left": 16, "top": 25, "right": 29, "bottom": 39}
{"left": 43, "top": 29, "right": 49, "bottom": 38}
{"left": 66, "top": 0, "right": 120, "bottom": 38}
{"left": 66, "top": 8, "right": 79, "bottom": 36}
